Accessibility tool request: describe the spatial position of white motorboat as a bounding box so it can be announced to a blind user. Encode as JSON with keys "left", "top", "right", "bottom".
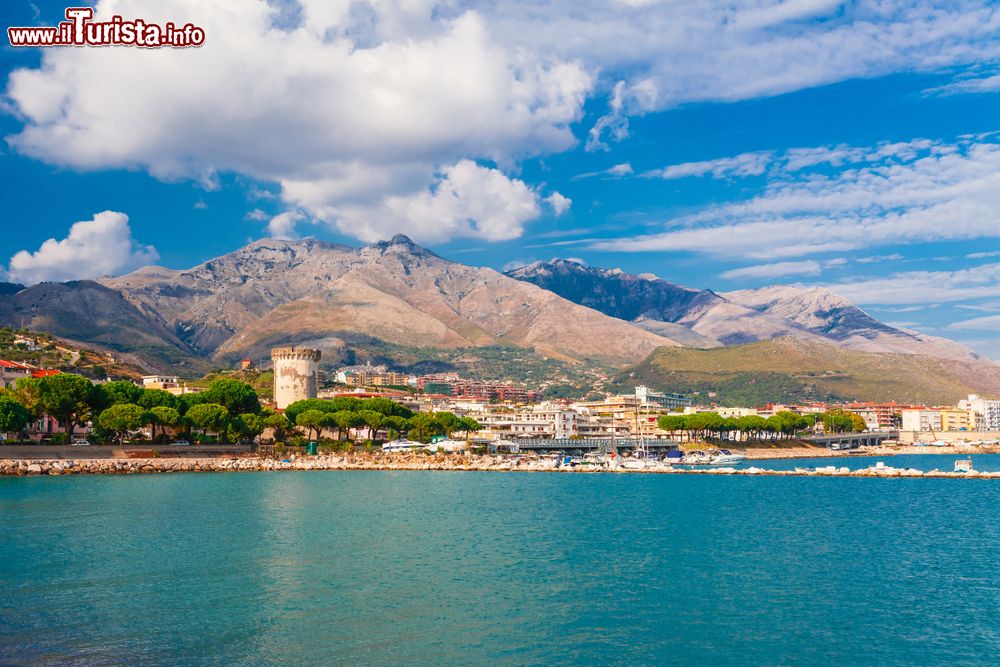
{"left": 382, "top": 438, "right": 422, "bottom": 452}
{"left": 709, "top": 449, "right": 746, "bottom": 465}
{"left": 681, "top": 450, "right": 712, "bottom": 465}
{"left": 621, "top": 457, "right": 651, "bottom": 470}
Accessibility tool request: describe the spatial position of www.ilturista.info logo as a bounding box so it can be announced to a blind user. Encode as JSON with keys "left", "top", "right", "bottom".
{"left": 8, "top": 7, "right": 205, "bottom": 48}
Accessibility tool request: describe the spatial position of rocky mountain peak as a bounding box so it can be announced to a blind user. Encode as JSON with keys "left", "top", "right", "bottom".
{"left": 357, "top": 233, "right": 443, "bottom": 262}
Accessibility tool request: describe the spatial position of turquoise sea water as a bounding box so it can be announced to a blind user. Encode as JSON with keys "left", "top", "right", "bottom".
{"left": 3, "top": 470, "right": 1000, "bottom": 665}
{"left": 746, "top": 453, "right": 1000, "bottom": 472}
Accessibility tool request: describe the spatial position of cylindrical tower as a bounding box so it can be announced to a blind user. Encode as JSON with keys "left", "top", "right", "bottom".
{"left": 271, "top": 346, "right": 321, "bottom": 409}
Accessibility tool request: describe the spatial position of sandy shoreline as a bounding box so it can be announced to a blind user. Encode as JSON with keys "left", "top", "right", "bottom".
{"left": 2, "top": 448, "right": 998, "bottom": 479}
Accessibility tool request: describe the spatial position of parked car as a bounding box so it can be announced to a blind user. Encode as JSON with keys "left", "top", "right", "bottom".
{"left": 70, "top": 439, "right": 91, "bottom": 446}
{"left": 171, "top": 439, "right": 191, "bottom": 446}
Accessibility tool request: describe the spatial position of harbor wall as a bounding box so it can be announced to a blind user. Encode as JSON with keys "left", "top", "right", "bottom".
{"left": 897, "top": 431, "right": 1000, "bottom": 444}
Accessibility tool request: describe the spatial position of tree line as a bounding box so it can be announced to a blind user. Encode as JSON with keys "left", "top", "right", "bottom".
{"left": 657, "top": 409, "right": 868, "bottom": 442}
{"left": 283, "top": 397, "right": 481, "bottom": 444}
{"left": 0, "top": 373, "right": 482, "bottom": 445}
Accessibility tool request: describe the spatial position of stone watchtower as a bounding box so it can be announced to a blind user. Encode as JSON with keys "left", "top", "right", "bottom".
{"left": 271, "top": 347, "right": 321, "bottom": 409}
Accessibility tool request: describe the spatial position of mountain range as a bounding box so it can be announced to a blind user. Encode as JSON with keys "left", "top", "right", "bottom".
{"left": 0, "top": 235, "right": 995, "bottom": 403}
{"left": 507, "top": 259, "right": 979, "bottom": 363}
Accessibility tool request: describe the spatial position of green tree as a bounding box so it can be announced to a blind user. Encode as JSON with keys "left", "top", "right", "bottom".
{"left": 284, "top": 398, "right": 334, "bottom": 424}
{"left": 263, "top": 413, "right": 290, "bottom": 442}
{"left": 383, "top": 415, "right": 409, "bottom": 439}
{"left": 99, "top": 380, "right": 143, "bottom": 407}
{"left": 231, "top": 412, "right": 264, "bottom": 443}
{"left": 327, "top": 396, "right": 362, "bottom": 413}
{"left": 0, "top": 396, "right": 30, "bottom": 437}
{"left": 407, "top": 413, "right": 445, "bottom": 443}
{"left": 98, "top": 403, "right": 149, "bottom": 445}
{"left": 456, "top": 416, "right": 482, "bottom": 439}
{"left": 719, "top": 417, "right": 739, "bottom": 440}
{"left": 358, "top": 409, "right": 384, "bottom": 440}
{"left": 138, "top": 388, "right": 180, "bottom": 411}
{"left": 736, "top": 415, "right": 768, "bottom": 442}
{"left": 200, "top": 379, "right": 260, "bottom": 416}
{"left": 333, "top": 410, "right": 365, "bottom": 441}
{"left": 436, "top": 411, "right": 461, "bottom": 436}
{"left": 361, "top": 397, "right": 414, "bottom": 419}
{"left": 296, "top": 409, "right": 328, "bottom": 441}
{"left": 38, "top": 373, "right": 97, "bottom": 443}
{"left": 11, "top": 377, "right": 42, "bottom": 418}
{"left": 186, "top": 403, "right": 230, "bottom": 442}
{"left": 821, "top": 409, "right": 861, "bottom": 434}
{"left": 149, "top": 405, "right": 180, "bottom": 441}
{"left": 657, "top": 414, "right": 688, "bottom": 440}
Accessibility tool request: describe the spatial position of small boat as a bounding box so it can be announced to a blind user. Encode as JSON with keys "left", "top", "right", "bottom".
{"left": 709, "top": 449, "right": 746, "bottom": 465}
{"left": 681, "top": 450, "right": 712, "bottom": 465}
{"left": 954, "top": 458, "right": 973, "bottom": 473}
{"left": 382, "top": 438, "right": 422, "bottom": 452}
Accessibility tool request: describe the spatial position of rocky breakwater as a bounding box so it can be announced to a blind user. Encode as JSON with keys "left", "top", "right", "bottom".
{"left": 3, "top": 455, "right": 1000, "bottom": 478}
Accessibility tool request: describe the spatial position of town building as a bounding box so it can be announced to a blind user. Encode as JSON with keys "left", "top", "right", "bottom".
{"left": 901, "top": 409, "right": 943, "bottom": 432}
{"left": 142, "top": 375, "right": 180, "bottom": 389}
{"left": 415, "top": 375, "right": 539, "bottom": 403}
{"left": 634, "top": 385, "right": 692, "bottom": 410}
{"left": 939, "top": 408, "right": 976, "bottom": 432}
{"left": 958, "top": 394, "right": 1000, "bottom": 431}
{"left": 843, "top": 402, "right": 914, "bottom": 430}
{"left": 479, "top": 403, "right": 579, "bottom": 439}
{"left": 0, "top": 359, "right": 32, "bottom": 389}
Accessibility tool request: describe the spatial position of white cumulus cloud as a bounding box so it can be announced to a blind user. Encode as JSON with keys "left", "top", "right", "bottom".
{"left": 594, "top": 134, "right": 1000, "bottom": 259}
{"left": 6, "top": 0, "right": 1000, "bottom": 244}
{"left": 545, "top": 192, "right": 572, "bottom": 216}
{"left": 298, "top": 160, "right": 542, "bottom": 244}
{"left": 5, "top": 2, "right": 591, "bottom": 245}
{"left": 721, "top": 260, "right": 821, "bottom": 280}
{"left": 6, "top": 211, "right": 158, "bottom": 284}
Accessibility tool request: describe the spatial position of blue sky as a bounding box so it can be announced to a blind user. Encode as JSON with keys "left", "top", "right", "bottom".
{"left": 2, "top": 0, "right": 1000, "bottom": 357}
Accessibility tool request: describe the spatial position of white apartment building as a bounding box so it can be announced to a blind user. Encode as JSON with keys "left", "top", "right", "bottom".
{"left": 958, "top": 394, "right": 1000, "bottom": 431}
{"left": 901, "top": 409, "right": 942, "bottom": 432}
{"left": 479, "top": 403, "right": 579, "bottom": 439}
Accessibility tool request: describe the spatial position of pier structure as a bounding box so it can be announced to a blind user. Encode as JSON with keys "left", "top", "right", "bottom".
{"left": 804, "top": 430, "right": 898, "bottom": 450}
{"left": 498, "top": 437, "right": 680, "bottom": 454}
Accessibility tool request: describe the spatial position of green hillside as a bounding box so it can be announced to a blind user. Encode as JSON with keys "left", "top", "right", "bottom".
{"left": 615, "top": 338, "right": 1000, "bottom": 405}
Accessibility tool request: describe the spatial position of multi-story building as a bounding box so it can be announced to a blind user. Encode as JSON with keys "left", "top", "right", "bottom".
{"left": 334, "top": 364, "right": 412, "bottom": 387}
{"left": 939, "top": 408, "right": 976, "bottom": 432}
{"left": 901, "top": 409, "right": 943, "bottom": 432}
{"left": 634, "top": 385, "right": 692, "bottom": 410}
{"left": 479, "top": 403, "right": 579, "bottom": 439}
{"left": 0, "top": 359, "right": 32, "bottom": 389}
{"left": 958, "top": 394, "right": 1000, "bottom": 431}
{"left": 142, "top": 375, "right": 180, "bottom": 389}
{"left": 415, "top": 375, "right": 539, "bottom": 403}
{"left": 685, "top": 406, "right": 758, "bottom": 418}
{"left": 843, "top": 402, "right": 914, "bottom": 430}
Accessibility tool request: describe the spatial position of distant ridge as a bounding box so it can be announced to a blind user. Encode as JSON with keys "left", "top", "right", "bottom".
{"left": 621, "top": 338, "right": 1000, "bottom": 405}
{"left": 0, "top": 237, "right": 990, "bottom": 392}
{"left": 508, "top": 259, "right": 982, "bottom": 363}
